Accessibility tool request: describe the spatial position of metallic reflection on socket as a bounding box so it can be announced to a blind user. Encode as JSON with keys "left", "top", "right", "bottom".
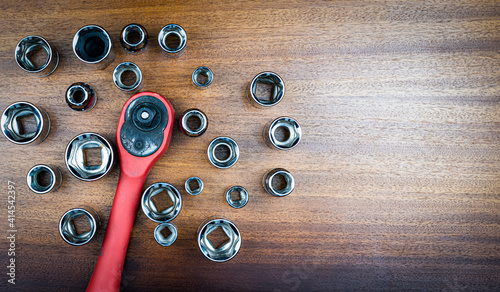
{"left": 225, "top": 186, "right": 248, "bottom": 209}
{"left": 1, "top": 102, "right": 50, "bottom": 145}
{"left": 263, "top": 168, "right": 295, "bottom": 197}
{"left": 263, "top": 117, "right": 301, "bottom": 150}
{"left": 185, "top": 177, "right": 203, "bottom": 195}
{"left": 197, "top": 217, "right": 241, "bottom": 262}
{"left": 158, "top": 24, "right": 187, "bottom": 58}
{"left": 66, "top": 82, "right": 97, "bottom": 112}
{"left": 154, "top": 222, "right": 178, "bottom": 247}
{"left": 15, "top": 35, "right": 59, "bottom": 77}
{"left": 120, "top": 23, "right": 149, "bottom": 54}
{"left": 113, "top": 62, "right": 143, "bottom": 92}
{"left": 72, "top": 25, "right": 115, "bottom": 69}
{"left": 180, "top": 109, "right": 208, "bottom": 137}
{"left": 207, "top": 137, "right": 239, "bottom": 169}
{"left": 59, "top": 206, "right": 100, "bottom": 246}
{"left": 246, "top": 72, "right": 285, "bottom": 108}
{"left": 65, "top": 133, "right": 114, "bottom": 181}
{"left": 26, "top": 164, "right": 62, "bottom": 194}
{"left": 192, "top": 66, "right": 213, "bottom": 89}
{"left": 141, "top": 183, "right": 182, "bottom": 223}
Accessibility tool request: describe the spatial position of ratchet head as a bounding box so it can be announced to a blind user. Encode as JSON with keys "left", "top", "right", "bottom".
{"left": 116, "top": 91, "right": 175, "bottom": 177}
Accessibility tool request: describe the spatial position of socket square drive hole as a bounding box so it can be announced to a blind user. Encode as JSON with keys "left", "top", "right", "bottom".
{"left": 151, "top": 190, "right": 175, "bottom": 211}
{"left": 255, "top": 80, "right": 274, "bottom": 102}
{"left": 207, "top": 226, "right": 230, "bottom": 250}
{"left": 16, "top": 113, "right": 37, "bottom": 136}
{"left": 83, "top": 147, "right": 103, "bottom": 167}
{"left": 71, "top": 214, "right": 92, "bottom": 234}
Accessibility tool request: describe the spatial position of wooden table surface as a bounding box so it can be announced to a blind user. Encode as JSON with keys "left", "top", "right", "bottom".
{"left": 1, "top": 0, "right": 499, "bottom": 291}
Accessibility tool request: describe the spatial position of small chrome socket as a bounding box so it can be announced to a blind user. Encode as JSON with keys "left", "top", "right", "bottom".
{"left": 113, "top": 62, "right": 143, "bottom": 92}
{"left": 154, "top": 222, "right": 178, "bottom": 247}
{"left": 1, "top": 102, "right": 50, "bottom": 145}
{"left": 15, "top": 35, "right": 59, "bottom": 77}
{"left": 120, "top": 23, "right": 149, "bottom": 54}
{"left": 26, "top": 164, "right": 62, "bottom": 194}
{"left": 225, "top": 186, "right": 249, "bottom": 209}
{"left": 192, "top": 66, "right": 213, "bottom": 89}
{"left": 207, "top": 137, "right": 239, "bottom": 169}
{"left": 263, "top": 117, "right": 302, "bottom": 150}
{"left": 158, "top": 24, "right": 187, "bottom": 58}
{"left": 66, "top": 82, "right": 97, "bottom": 112}
{"left": 180, "top": 109, "right": 208, "bottom": 137}
{"left": 246, "top": 72, "right": 285, "bottom": 108}
{"left": 185, "top": 177, "right": 204, "bottom": 195}
{"left": 263, "top": 168, "right": 295, "bottom": 197}
{"left": 59, "top": 206, "right": 101, "bottom": 246}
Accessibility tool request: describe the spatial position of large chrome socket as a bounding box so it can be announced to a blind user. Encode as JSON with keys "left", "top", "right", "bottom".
{"left": 65, "top": 133, "right": 114, "bottom": 181}
{"left": 72, "top": 25, "right": 115, "bottom": 69}
{"left": 197, "top": 217, "right": 241, "bottom": 262}
{"left": 59, "top": 206, "right": 100, "bottom": 246}
{"left": 158, "top": 24, "right": 187, "bottom": 58}
{"left": 1, "top": 102, "right": 50, "bottom": 145}
{"left": 141, "top": 183, "right": 182, "bottom": 223}
{"left": 15, "top": 35, "right": 59, "bottom": 77}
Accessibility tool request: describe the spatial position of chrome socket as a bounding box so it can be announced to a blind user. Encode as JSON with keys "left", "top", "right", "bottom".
{"left": 154, "top": 222, "right": 178, "bottom": 247}
{"left": 185, "top": 177, "right": 204, "bottom": 196}
{"left": 26, "top": 164, "right": 62, "bottom": 194}
{"left": 263, "top": 117, "right": 302, "bottom": 150}
{"left": 192, "top": 66, "right": 213, "bottom": 89}
{"left": 158, "top": 24, "right": 187, "bottom": 58}
{"left": 72, "top": 25, "right": 115, "bottom": 69}
{"left": 246, "top": 72, "right": 285, "bottom": 108}
{"left": 225, "top": 186, "right": 249, "bottom": 209}
{"left": 263, "top": 168, "right": 295, "bottom": 197}
{"left": 197, "top": 217, "right": 241, "bottom": 262}
{"left": 113, "top": 62, "right": 143, "bottom": 92}
{"left": 15, "top": 35, "right": 59, "bottom": 77}
{"left": 120, "top": 23, "right": 149, "bottom": 54}
{"left": 59, "top": 206, "right": 100, "bottom": 246}
{"left": 65, "top": 82, "right": 97, "bottom": 112}
{"left": 180, "top": 109, "right": 208, "bottom": 137}
{"left": 207, "top": 137, "right": 239, "bottom": 169}
{"left": 1, "top": 102, "right": 50, "bottom": 145}
{"left": 141, "top": 183, "right": 182, "bottom": 223}
{"left": 65, "top": 133, "right": 114, "bottom": 181}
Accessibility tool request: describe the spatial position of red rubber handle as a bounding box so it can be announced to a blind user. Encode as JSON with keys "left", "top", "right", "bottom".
{"left": 87, "top": 92, "right": 174, "bottom": 292}
{"left": 86, "top": 171, "right": 147, "bottom": 291}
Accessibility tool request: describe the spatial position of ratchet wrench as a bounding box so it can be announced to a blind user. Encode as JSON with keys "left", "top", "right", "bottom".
{"left": 87, "top": 91, "right": 174, "bottom": 292}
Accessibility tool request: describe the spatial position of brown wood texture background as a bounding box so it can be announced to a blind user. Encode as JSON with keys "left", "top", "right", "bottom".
{"left": 1, "top": 0, "right": 499, "bottom": 291}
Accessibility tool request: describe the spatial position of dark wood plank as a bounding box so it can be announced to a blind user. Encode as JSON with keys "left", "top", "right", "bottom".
{"left": 0, "top": 0, "right": 499, "bottom": 291}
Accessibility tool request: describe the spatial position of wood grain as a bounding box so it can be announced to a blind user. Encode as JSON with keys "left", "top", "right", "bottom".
{"left": 0, "top": 0, "right": 499, "bottom": 291}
